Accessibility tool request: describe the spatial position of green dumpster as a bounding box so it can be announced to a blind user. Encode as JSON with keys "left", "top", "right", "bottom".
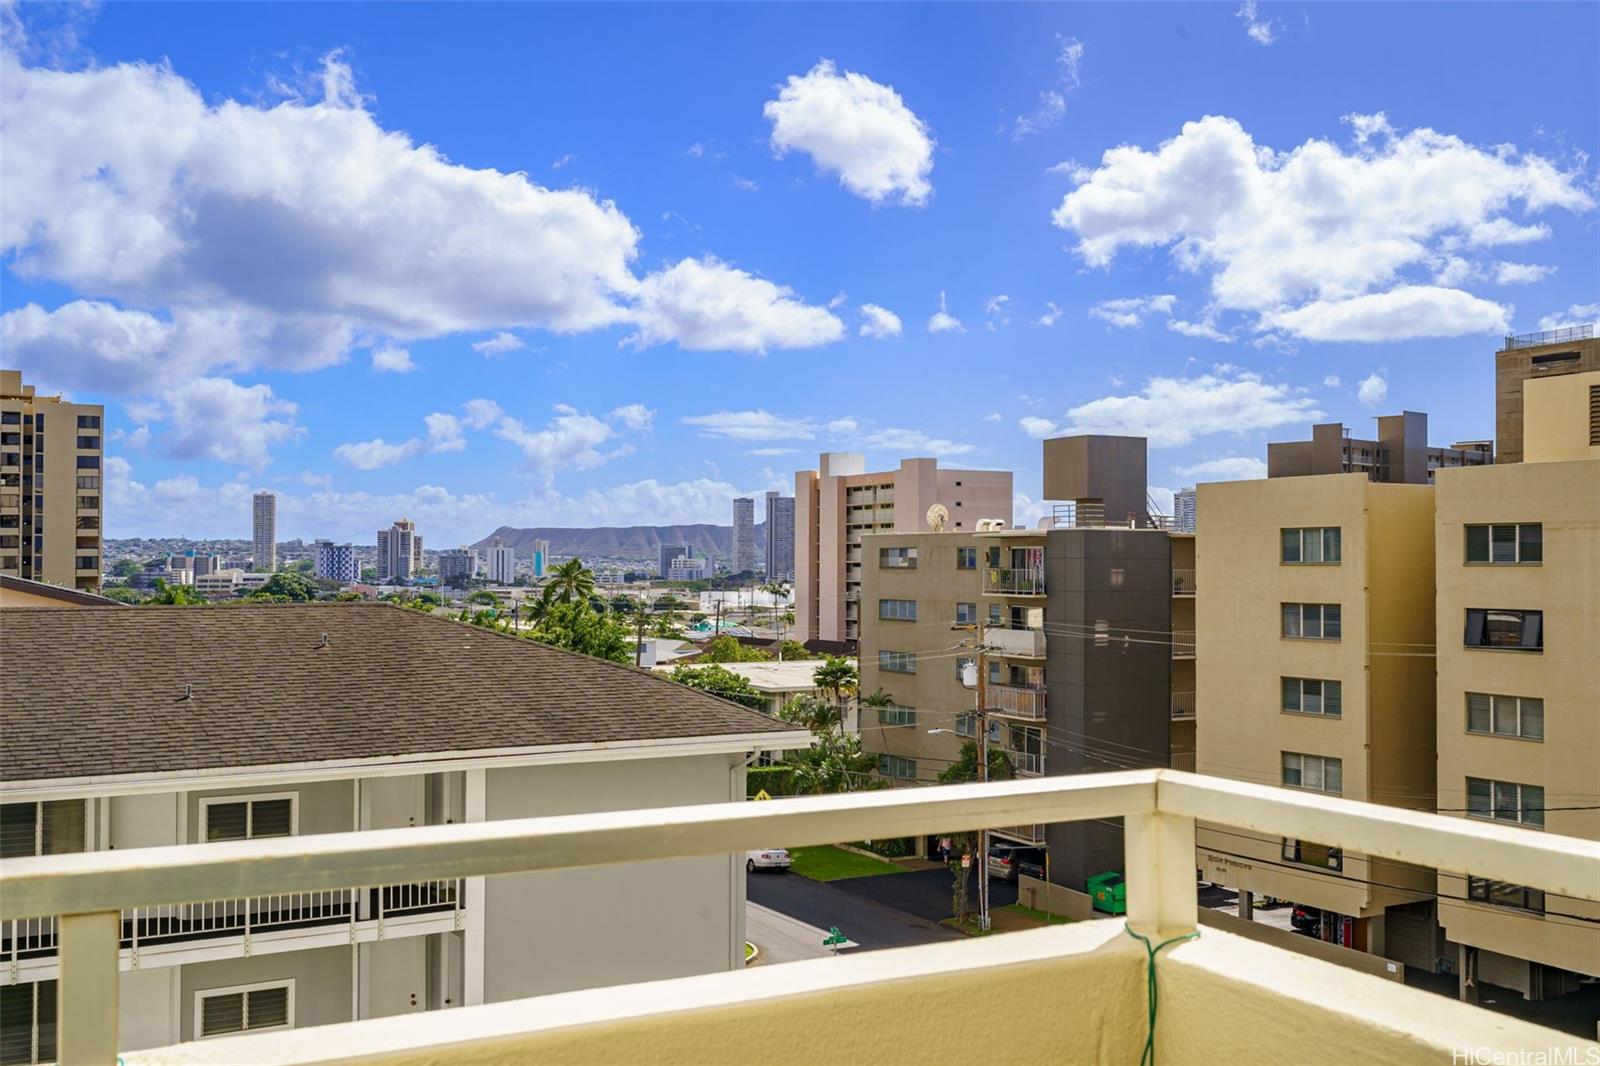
{"left": 1087, "top": 871, "right": 1126, "bottom": 915}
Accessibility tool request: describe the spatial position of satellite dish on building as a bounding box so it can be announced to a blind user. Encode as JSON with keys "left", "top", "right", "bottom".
{"left": 926, "top": 503, "right": 950, "bottom": 532}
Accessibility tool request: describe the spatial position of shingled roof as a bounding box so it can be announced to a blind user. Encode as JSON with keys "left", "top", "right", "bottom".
{"left": 2, "top": 602, "right": 802, "bottom": 785}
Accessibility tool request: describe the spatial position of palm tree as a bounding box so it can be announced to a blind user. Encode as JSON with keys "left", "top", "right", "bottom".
{"left": 860, "top": 687, "right": 895, "bottom": 727}
{"left": 812, "top": 655, "right": 858, "bottom": 727}
{"left": 546, "top": 559, "right": 595, "bottom": 604}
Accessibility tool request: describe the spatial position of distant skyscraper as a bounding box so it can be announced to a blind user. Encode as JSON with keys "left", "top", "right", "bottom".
{"left": 313, "top": 540, "right": 359, "bottom": 584}
{"left": 437, "top": 547, "right": 478, "bottom": 584}
{"left": 732, "top": 498, "right": 756, "bottom": 575}
{"left": 764, "top": 491, "right": 795, "bottom": 583}
{"left": 1174, "top": 488, "right": 1197, "bottom": 534}
{"left": 252, "top": 492, "right": 277, "bottom": 572}
{"left": 532, "top": 538, "right": 549, "bottom": 579}
{"left": 377, "top": 517, "right": 423, "bottom": 581}
{"left": 489, "top": 538, "right": 517, "bottom": 584}
{"left": 659, "top": 542, "right": 689, "bottom": 579}
{"left": 0, "top": 370, "right": 105, "bottom": 591}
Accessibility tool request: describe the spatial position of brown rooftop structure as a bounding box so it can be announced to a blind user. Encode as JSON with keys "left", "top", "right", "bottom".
{"left": 1, "top": 602, "right": 801, "bottom": 785}
{"left": 1266, "top": 410, "right": 1492, "bottom": 484}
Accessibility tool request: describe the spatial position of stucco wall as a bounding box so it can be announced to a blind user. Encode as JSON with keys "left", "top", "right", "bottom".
{"left": 180, "top": 946, "right": 353, "bottom": 1041}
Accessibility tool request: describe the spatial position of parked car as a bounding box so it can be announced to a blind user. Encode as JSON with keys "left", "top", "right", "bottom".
{"left": 986, "top": 844, "right": 1046, "bottom": 882}
{"left": 747, "top": 848, "right": 791, "bottom": 873}
{"left": 1290, "top": 904, "right": 1321, "bottom": 934}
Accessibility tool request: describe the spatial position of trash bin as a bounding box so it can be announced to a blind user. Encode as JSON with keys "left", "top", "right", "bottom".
{"left": 1086, "top": 871, "right": 1127, "bottom": 915}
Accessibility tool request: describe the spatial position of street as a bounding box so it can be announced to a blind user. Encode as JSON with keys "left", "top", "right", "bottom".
{"left": 746, "top": 869, "right": 965, "bottom": 952}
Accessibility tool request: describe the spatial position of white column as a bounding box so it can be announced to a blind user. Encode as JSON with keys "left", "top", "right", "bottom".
{"left": 463, "top": 769, "right": 486, "bottom": 1006}
{"left": 1124, "top": 811, "right": 1198, "bottom": 937}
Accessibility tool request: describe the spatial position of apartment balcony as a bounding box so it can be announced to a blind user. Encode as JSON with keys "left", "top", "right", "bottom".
{"left": 2, "top": 881, "right": 463, "bottom": 983}
{"left": 989, "top": 683, "right": 1046, "bottom": 720}
{"left": 983, "top": 567, "right": 1046, "bottom": 596}
{"left": 10, "top": 771, "right": 1592, "bottom": 1066}
{"left": 985, "top": 626, "right": 1047, "bottom": 659}
{"left": 1172, "top": 568, "right": 1196, "bottom": 596}
{"left": 1171, "top": 691, "right": 1196, "bottom": 721}
{"left": 1171, "top": 630, "right": 1196, "bottom": 658}
{"left": 1008, "top": 750, "right": 1046, "bottom": 776}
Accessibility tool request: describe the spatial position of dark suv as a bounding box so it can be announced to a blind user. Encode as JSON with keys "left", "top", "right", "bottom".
{"left": 986, "top": 844, "right": 1046, "bottom": 882}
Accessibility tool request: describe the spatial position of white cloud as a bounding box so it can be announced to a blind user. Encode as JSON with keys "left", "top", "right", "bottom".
{"left": 682, "top": 410, "right": 816, "bottom": 441}
{"left": 1012, "top": 492, "right": 1051, "bottom": 529}
{"left": 492, "top": 405, "right": 622, "bottom": 483}
{"left": 745, "top": 447, "right": 799, "bottom": 457}
{"left": 1494, "top": 261, "right": 1556, "bottom": 285}
{"left": 1236, "top": 0, "right": 1280, "bottom": 44}
{"left": 1173, "top": 456, "right": 1267, "bottom": 481}
{"left": 333, "top": 437, "right": 427, "bottom": 470}
{"left": 370, "top": 343, "right": 415, "bottom": 373}
{"left": 1357, "top": 372, "right": 1389, "bottom": 408}
{"left": 462, "top": 398, "right": 503, "bottom": 430}
{"left": 1036, "top": 301, "right": 1063, "bottom": 327}
{"left": 984, "top": 294, "right": 1012, "bottom": 331}
{"left": 859, "top": 427, "right": 974, "bottom": 456}
{"left": 927, "top": 291, "right": 965, "bottom": 333}
{"left": 1062, "top": 368, "right": 1322, "bottom": 447}
{"left": 983, "top": 412, "right": 1003, "bottom": 423}
{"left": 764, "top": 60, "right": 934, "bottom": 207}
{"left": 1053, "top": 114, "right": 1590, "bottom": 342}
{"left": 1261, "top": 286, "right": 1509, "bottom": 341}
{"left": 1089, "top": 294, "right": 1176, "bottom": 329}
{"left": 551, "top": 153, "right": 574, "bottom": 170}
{"left": 423, "top": 412, "right": 465, "bottom": 452}
{"left": 471, "top": 332, "right": 526, "bottom": 357}
{"left": 731, "top": 175, "right": 759, "bottom": 193}
{"left": 163, "top": 377, "right": 301, "bottom": 469}
{"left": 1008, "top": 36, "right": 1084, "bottom": 141}
{"left": 859, "top": 303, "right": 903, "bottom": 339}
{"left": 608, "top": 403, "right": 654, "bottom": 431}
{"left": 1019, "top": 416, "right": 1060, "bottom": 439}
{"left": 1167, "top": 314, "right": 1233, "bottom": 343}
{"left": 1323, "top": 375, "right": 1341, "bottom": 387}
{"left": 1458, "top": 218, "right": 1552, "bottom": 248}
{"left": 628, "top": 257, "right": 842, "bottom": 353}
{"left": 827, "top": 417, "right": 860, "bottom": 435}
{"left": 1431, "top": 255, "right": 1482, "bottom": 287}
{"left": 1536, "top": 303, "right": 1600, "bottom": 331}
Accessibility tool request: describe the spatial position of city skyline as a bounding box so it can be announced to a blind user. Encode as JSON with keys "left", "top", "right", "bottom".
{"left": 3, "top": 3, "right": 1597, "bottom": 545}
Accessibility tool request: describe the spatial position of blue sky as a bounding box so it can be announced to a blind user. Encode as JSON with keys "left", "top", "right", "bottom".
{"left": 3, "top": 1, "right": 1596, "bottom": 543}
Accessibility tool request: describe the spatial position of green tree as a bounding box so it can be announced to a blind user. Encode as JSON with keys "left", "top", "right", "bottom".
{"left": 700, "top": 634, "right": 771, "bottom": 663}
{"left": 101, "top": 585, "right": 148, "bottom": 604}
{"left": 777, "top": 640, "right": 814, "bottom": 661}
{"left": 147, "top": 580, "right": 206, "bottom": 605}
{"left": 777, "top": 694, "right": 877, "bottom": 795}
{"left": 466, "top": 590, "right": 502, "bottom": 607}
{"left": 249, "top": 571, "right": 320, "bottom": 602}
{"left": 525, "top": 600, "right": 632, "bottom": 663}
{"left": 359, "top": 567, "right": 379, "bottom": 583}
{"left": 812, "top": 655, "right": 858, "bottom": 722}
{"left": 546, "top": 558, "right": 596, "bottom": 604}
{"left": 287, "top": 558, "right": 315, "bottom": 574}
{"left": 109, "top": 558, "right": 142, "bottom": 579}
{"left": 937, "top": 740, "right": 1014, "bottom": 924}
{"left": 669, "top": 664, "right": 764, "bottom": 709}
{"left": 334, "top": 590, "right": 365, "bottom": 602}
{"left": 860, "top": 686, "right": 895, "bottom": 724}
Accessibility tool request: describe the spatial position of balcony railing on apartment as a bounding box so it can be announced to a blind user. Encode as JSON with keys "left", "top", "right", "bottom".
{"left": 1503, "top": 323, "right": 1594, "bottom": 350}
{"left": 985, "top": 626, "right": 1047, "bottom": 659}
{"left": 1171, "top": 630, "right": 1196, "bottom": 658}
{"left": 1171, "top": 691, "right": 1196, "bottom": 720}
{"left": 1008, "top": 750, "right": 1045, "bottom": 776}
{"left": 1172, "top": 568, "right": 1196, "bottom": 596}
{"left": 5, "top": 771, "right": 1597, "bottom": 1066}
{"left": 988, "top": 683, "right": 1046, "bottom": 720}
{"left": 983, "top": 567, "right": 1046, "bottom": 596}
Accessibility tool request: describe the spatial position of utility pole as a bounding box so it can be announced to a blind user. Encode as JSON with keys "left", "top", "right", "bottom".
{"left": 634, "top": 605, "right": 647, "bottom": 667}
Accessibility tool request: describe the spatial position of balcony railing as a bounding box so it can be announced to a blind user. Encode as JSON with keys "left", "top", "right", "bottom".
{"left": 1008, "top": 750, "right": 1045, "bottom": 776}
{"left": 985, "top": 626, "right": 1047, "bottom": 659}
{"left": 1171, "top": 630, "right": 1196, "bottom": 658}
{"left": 1172, "top": 568, "right": 1196, "bottom": 596}
{"left": 983, "top": 567, "right": 1046, "bottom": 596}
{"left": 1171, "top": 691, "right": 1196, "bottom": 720}
{"left": 1503, "top": 323, "right": 1593, "bottom": 350}
{"left": 5, "top": 771, "right": 1597, "bottom": 1065}
{"left": 989, "top": 683, "right": 1046, "bottom": 720}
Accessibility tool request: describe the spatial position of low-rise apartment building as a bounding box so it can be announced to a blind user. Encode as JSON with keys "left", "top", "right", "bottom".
{"left": 1434, "top": 369, "right": 1600, "bottom": 1001}
{"left": 1267, "top": 410, "right": 1492, "bottom": 483}
{"left": 0, "top": 603, "right": 805, "bottom": 1058}
{"left": 1195, "top": 474, "right": 1440, "bottom": 960}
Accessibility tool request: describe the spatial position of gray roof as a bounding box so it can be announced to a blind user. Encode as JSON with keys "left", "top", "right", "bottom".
{"left": 2, "top": 603, "right": 797, "bottom": 784}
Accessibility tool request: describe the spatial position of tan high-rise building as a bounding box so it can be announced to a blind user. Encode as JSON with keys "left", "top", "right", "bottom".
{"left": 1494, "top": 325, "right": 1598, "bottom": 464}
{"left": 1195, "top": 475, "right": 1439, "bottom": 957}
{"left": 378, "top": 517, "right": 424, "bottom": 581}
{"left": 0, "top": 369, "right": 104, "bottom": 591}
{"left": 1435, "top": 369, "right": 1600, "bottom": 1002}
{"left": 794, "top": 454, "right": 1010, "bottom": 645}
{"left": 253, "top": 491, "right": 278, "bottom": 572}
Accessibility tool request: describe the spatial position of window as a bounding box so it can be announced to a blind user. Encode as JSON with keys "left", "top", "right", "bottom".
{"left": 74, "top": 556, "right": 97, "bottom": 571}
{"left": 877, "top": 703, "right": 916, "bottom": 727}
{"left": 196, "top": 981, "right": 293, "bottom": 1038}
{"left": 1282, "top": 603, "right": 1342, "bottom": 640}
{"left": 75, "top": 476, "right": 99, "bottom": 490}
{"left": 0, "top": 801, "right": 86, "bottom": 859}
{"left": 1281, "top": 527, "right": 1342, "bottom": 564}
{"left": 954, "top": 713, "right": 1001, "bottom": 740}
{"left": 1464, "top": 524, "right": 1542, "bottom": 564}
{"left": 1281, "top": 752, "right": 1342, "bottom": 795}
{"left": 955, "top": 602, "right": 978, "bottom": 624}
{"left": 878, "top": 754, "right": 917, "bottom": 780}
{"left": 877, "top": 650, "right": 917, "bottom": 674}
{"left": 0, "top": 412, "right": 17, "bottom": 425}
{"left": 75, "top": 436, "right": 100, "bottom": 450}
{"left": 0, "top": 980, "right": 56, "bottom": 1065}
{"left": 1466, "top": 778, "right": 1544, "bottom": 829}
{"left": 1281, "top": 678, "right": 1342, "bottom": 717}
{"left": 1466, "top": 693, "right": 1543, "bottom": 740}
{"left": 878, "top": 547, "right": 917, "bottom": 569}
{"left": 956, "top": 547, "right": 977, "bottom": 569}
{"left": 74, "top": 456, "right": 98, "bottom": 469}
{"left": 200, "top": 795, "right": 296, "bottom": 842}
{"left": 1281, "top": 839, "right": 1343, "bottom": 871}
{"left": 76, "top": 415, "right": 100, "bottom": 430}
{"left": 1467, "top": 877, "right": 1545, "bottom": 914}
{"left": 878, "top": 598, "right": 917, "bottom": 621}
{"left": 1463, "top": 609, "right": 1542, "bottom": 651}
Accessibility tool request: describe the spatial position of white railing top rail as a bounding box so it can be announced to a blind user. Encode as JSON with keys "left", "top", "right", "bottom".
{"left": 3, "top": 770, "right": 1597, "bottom": 922}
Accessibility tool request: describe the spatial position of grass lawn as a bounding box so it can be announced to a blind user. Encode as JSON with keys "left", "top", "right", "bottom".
{"left": 1003, "top": 903, "right": 1074, "bottom": 927}
{"left": 786, "top": 845, "right": 908, "bottom": 882}
{"left": 941, "top": 903, "right": 1074, "bottom": 937}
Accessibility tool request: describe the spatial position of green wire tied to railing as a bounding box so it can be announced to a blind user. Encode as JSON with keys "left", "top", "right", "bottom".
{"left": 1124, "top": 924, "right": 1201, "bottom": 1066}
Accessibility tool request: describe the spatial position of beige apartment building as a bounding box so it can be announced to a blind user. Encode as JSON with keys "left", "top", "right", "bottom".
{"left": 794, "top": 453, "right": 1010, "bottom": 645}
{"left": 1195, "top": 474, "right": 1439, "bottom": 960}
{"left": 0, "top": 369, "right": 104, "bottom": 591}
{"left": 1434, "top": 369, "right": 1600, "bottom": 1001}
{"left": 1494, "top": 326, "right": 1599, "bottom": 464}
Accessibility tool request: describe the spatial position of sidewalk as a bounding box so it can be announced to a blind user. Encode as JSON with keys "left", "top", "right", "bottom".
{"left": 745, "top": 901, "right": 858, "bottom": 966}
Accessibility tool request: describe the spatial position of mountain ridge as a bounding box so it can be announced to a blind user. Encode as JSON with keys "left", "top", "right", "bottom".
{"left": 472, "top": 523, "right": 767, "bottom": 562}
